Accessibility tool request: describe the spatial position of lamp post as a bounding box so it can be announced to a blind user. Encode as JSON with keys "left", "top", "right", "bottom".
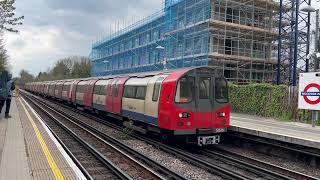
{"left": 301, "top": 5, "right": 319, "bottom": 127}
{"left": 102, "top": 60, "right": 109, "bottom": 75}
{"left": 156, "top": 45, "right": 168, "bottom": 70}
{"left": 301, "top": 6, "right": 318, "bottom": 72}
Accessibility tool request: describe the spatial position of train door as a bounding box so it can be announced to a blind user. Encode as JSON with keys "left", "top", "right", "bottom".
{"left": 71, "top": 80, "right": 80, "bottom": 104}
{"left": 195, "top": 76, "right": 213, "bottom": 128}
{"left": 106, "top": 79, "right": 115, "bottom": 112}
{"left": 112, "top": 77, "right": 129, "bottom": 115}
{"left": 84, "top": 80, "right": 98, "bottom": 108}
{"left": 145, "top": 76, "right": 166, "bottom": 125}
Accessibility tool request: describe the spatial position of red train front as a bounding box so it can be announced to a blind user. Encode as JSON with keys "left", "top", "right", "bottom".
{"left": 158, "top": 67, "right": 230, "bottom": 146}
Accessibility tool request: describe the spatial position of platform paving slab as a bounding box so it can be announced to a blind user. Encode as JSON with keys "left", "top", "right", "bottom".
{"left": 16, "top": 97, "right": 80, "bottom": 180}
{"left": 230, "top": 113, "right": 320, "bottom": 149}
{"left": 0, "top": 98, "right": 31, "bottom": 180}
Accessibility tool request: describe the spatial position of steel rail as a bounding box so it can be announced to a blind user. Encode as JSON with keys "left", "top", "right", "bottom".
{"left": 202, "top": 148, "right": 318, "bottom": 180}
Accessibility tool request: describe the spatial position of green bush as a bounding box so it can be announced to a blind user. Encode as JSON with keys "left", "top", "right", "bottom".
{"left": 229, "top": 83, "right": 305, "bottom": 122}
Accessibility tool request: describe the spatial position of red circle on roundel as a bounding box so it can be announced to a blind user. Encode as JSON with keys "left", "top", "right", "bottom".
{"left": 303, "top": 83, "right": 320, "bottom": 105}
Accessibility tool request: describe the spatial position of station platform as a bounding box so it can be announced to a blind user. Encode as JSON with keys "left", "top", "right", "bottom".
{"left": 0, "top": 96, "right": 85, "bottom": 180}
{"left": 230, "top": 113, "right": 320, "bottom": 149}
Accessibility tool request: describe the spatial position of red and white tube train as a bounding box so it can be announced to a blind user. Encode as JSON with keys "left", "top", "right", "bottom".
{"left": 25, "top": 67, "right": 230, "bottom": 146}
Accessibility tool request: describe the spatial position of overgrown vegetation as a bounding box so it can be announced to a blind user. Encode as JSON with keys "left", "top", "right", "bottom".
{"left": 229, "top": 83, "right": 317, "bottom": 124}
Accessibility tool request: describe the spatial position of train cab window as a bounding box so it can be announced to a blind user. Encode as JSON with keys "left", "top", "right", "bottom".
{"left": 175, "top": 76, "right": 194, "bottom": 103}
{"left": 199, "top": 77, "right": 211, "bottom": 99}
{"left": 152, "top": 77, "right": 164, "bottom": 101}
{"left": 136, "top": 86, "right": 146, "bottom": 100}
{"left": 215, "top": 78, "right": 228, "bottom": 103}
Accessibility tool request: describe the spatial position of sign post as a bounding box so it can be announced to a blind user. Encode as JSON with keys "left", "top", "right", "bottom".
{"left": 298, "top": 73, "right": 320, "bottom": 127}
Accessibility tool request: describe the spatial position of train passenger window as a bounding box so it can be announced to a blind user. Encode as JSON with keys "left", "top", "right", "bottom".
{"left": 63, "top": 85, "right": 68, "bottom": 91}
{"left": 99, "top": 86, "right": 107, "bottom": 95}
{"left": 199, "top": 77, "right": 210, "bottom": 99}
{"left": 175, "top": 76, "right": 194, "bottom": 103}
{"left": 77, "top": 85, "right": 85, "bottom": 93}
{"left": 136, "top": 86, "right": 146, "bottom": 100}
{"left": 152, "top": 77, "right": 164, "bottom": 101}
{"left": 124, "top": 86, "right": 136, "bottom": 98}
{"left": 94, "top": 85, "right": 101, "bottom": 94}
{"left": 215, "top": 78, "right": 228, "bottom": 103}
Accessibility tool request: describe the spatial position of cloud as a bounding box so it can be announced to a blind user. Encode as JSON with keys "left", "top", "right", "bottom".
{"left": 5, "top": 0, "right": 163, "bottom": 76}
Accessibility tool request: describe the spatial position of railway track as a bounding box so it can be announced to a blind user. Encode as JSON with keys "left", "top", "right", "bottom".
{"left": 201, "top": 148, "right": 318, "bottom": 180}
{"left": 22, "top": 93, "right": 185, "bottom": 180}
{"left": 22, "top": 91, "right": 319, "bottom": 180}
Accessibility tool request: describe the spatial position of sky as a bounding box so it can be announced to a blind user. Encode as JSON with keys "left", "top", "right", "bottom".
{"left": 3, "top": 0, "right": 320, "bottom": 77}
{"left": 4, "top": 0, "right": 163, "bottom": 77}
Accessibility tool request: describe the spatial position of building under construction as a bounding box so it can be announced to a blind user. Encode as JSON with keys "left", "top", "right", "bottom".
{"left": 91, "top": 0, "right": 279, "bottom": 83}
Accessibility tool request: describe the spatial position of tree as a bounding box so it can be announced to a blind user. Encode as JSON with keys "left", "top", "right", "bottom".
{"left": 71, "top": 56, "right": 91, "bottom": 78}
{"left": 17, "top": 70, "right": 34, "bottom": 87}
{"left": 34, "top": 56, "right": 91, "bottom": 81}
{"left": 51, "top": 60, "right": 71, "bottom": 80}
{"left": 0, "top": 0, "right": 24, "bottom": 33}
{"left": 0, "top": 36, "right": 8, "bottom": 73}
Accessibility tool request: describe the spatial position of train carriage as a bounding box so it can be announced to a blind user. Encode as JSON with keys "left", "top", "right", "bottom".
{"left": 92, "top": 79, "right": 109, "bottom": 111}
{"left": 48, "top": 81, "right": 58, "bottom": 97}
{"left": 75, "top": 80, "right": 88, "bottom": 106}
{"left": 70, "top": 80, "right": 81, "bottom": 105}
{"left": 54, "top": 81, "right": 65, "bottom": 99}
{"left": 44, "top": 82, "right": 51, "bottom": 96}
{"left": 106, "top": 77, "right": 129, "bottom": 114}
{"left": 26, "top": 67, "right": 230, "bottom": 146}
{"left": 83, "top": 79, "right": 99, "bottom": 109}
{"left": 61, "top": 80, "right": 73, "bottom": 102}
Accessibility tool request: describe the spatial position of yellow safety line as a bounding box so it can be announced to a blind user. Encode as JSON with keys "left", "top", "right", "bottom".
{"left": 18, "top": 97, "right": 64, "bottom": 180}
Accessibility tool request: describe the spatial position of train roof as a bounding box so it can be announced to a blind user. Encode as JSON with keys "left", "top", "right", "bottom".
{"left": 28, "top": 67, "right": 218, "bottom": 84}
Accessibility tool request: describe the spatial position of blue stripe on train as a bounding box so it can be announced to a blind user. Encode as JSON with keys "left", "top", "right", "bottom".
{"left": 76, "top": 100, "right": 84, "bottom": 105}
{"left": 93, "top": 103, "right": 105, "bottom": 111}
{"left": 122, "top": 110, "right": 158, "bottom": 125}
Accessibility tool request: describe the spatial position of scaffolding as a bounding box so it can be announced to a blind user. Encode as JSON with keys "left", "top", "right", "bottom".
{"left": 91, "top": 10, "right": 166, "bottom": 76}
{"left": 277, "top": 0, "right": 311, "bottom": 86}
{"left": 91, "top": 0, "right": 280, "bottom": 83}
{"left": 208, "top": 0, "right": 279, "bottom": 83}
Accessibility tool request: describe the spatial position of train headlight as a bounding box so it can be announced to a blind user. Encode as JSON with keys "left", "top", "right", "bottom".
{"left": 218, "top": 112, "right": 226, "bottom": 117}
{"left": 179, "top": 112, "right": 190, "bottom": 118}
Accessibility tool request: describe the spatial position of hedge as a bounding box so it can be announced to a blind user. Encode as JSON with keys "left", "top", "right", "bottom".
{"left": 229, "top": 83, "right": 318, "bottom": 124}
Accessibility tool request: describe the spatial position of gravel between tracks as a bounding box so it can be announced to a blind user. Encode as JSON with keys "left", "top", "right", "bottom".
{"left": 217, "top": 144, "right": 320, "bottom": 178}
{"left": 124, "top": 140, "right": 222, "bottom": 180}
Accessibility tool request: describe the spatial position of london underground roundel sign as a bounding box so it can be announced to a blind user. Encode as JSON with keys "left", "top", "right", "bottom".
{"left": 298, "top": 73, "right": 320, "bottom": 110}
